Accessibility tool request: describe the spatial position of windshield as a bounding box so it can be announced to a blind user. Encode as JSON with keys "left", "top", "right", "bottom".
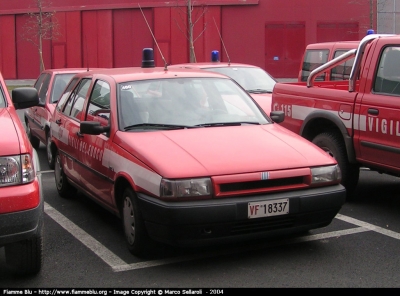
{"left": 117, "top": 77, "right": 270, "bottom": 131}
{"left": 51, "top": 73, "right": 76, "bottom": 103}
{"left": 204, "top": 67, "right": 276, "bottom": 93}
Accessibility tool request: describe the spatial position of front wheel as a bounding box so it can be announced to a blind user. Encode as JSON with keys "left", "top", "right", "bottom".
{"left": 122, "top": 187, "right": 152, "bottom": 257}
{"left": 312, "top": 132, "right": 360, "bottom": 197}
{"left": 5, "top": 222, "right": 43, "bottom": 275}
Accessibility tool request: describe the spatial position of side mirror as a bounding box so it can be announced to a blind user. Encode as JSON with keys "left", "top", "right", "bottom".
{"left": 12, "top": 87, "right": 39, "bottom": 110}
{"left": 80, "top": 121, "right": 110, "bottom": 135}
{"left": 269, "top": 111, "right": 285, "bottom": 123}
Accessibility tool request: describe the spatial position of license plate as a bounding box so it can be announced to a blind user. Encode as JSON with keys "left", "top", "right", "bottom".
{"left": 248, "top": 198, "right": 289, "bottom": 219}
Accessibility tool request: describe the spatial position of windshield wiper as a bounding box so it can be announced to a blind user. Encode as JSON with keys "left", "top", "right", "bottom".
{"left": 124, "top": 123, "right": 196, "bottom": 131}
{"left": 247, "top": 89, "right": 273, "bottom": 94}
{"left": 194, "top": 122, "right": 260, "bottom": 127}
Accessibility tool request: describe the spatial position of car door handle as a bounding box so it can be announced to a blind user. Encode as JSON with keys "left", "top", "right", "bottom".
{"left": 55, "top": 119, "right": 62, "bottom": 125}
{"left": 368, "top": 108, "right": 379, "bottom": 115}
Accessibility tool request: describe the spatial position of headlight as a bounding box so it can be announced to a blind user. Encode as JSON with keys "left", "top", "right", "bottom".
{"left": 160, "top": 178, "right": 212, "bottom": 198}
{"left": 311, "top": 165, "right": 341, "bottom": 184}
{"left": 0, "top": 154, "right": 35, "bottom": 187}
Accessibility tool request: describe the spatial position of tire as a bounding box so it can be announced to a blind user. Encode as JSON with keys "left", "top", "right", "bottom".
{"left": 5, "top": 222, "right": 43, "bottom": 275}
{"left": 26, "top": 120, "right": 40, "bottom": 149}
{"left": 54, "top": 150, "right": 75, "bottom": 198}
{"left": 312, "top": 132, "right": 360, "bottom": 197}
{"left": 122, "top": 187, "right": 152, "bottom": 257}
{"left": 46, "top": 132, "right": 55, "bottom": 169}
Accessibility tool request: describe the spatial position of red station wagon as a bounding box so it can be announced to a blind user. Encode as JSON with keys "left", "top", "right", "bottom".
{"left": 170, "top": 51, "right": 277, "bottom": 114}
{"left": 25, "top": 68, "right": 90, "bottom": 169}
{"left": 49, "top": 49, "right": 346, "bottom": 256}
{"left": 0, "top": 73, "right": 43, "bottom": 274}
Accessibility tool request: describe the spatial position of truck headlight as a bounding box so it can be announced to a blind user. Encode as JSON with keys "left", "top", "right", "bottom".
{"left": 311, "top": 165, "right": 341, "bottom": 184}
{"left": 0, "top": 154, "right": 35, "bottom": 187}
{"left": 160, "top": 178, "right": 212, "bottom": 198}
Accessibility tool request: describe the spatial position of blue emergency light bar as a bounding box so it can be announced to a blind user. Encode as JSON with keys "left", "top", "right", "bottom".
{"left": 142, "top": 48, "right": 155, "bottom": 68}
{"left": 211, "top": 50, "right": 220, "bottom": 62}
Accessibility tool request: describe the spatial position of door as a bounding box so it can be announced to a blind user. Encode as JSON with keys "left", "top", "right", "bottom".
{"left": 53, "top": 78, "right": 92, "bottom": 185}
{"left": 78, "top": 79, "right": 114, "bottom": 207}
{"left": 356, "top": 46, "right": 400, "bottom": 170}
{"left": 265, "top": 22, "right": 305, "bottom": 78}
{"left": 31, "top": 72, "right": 51, "bottom": 142}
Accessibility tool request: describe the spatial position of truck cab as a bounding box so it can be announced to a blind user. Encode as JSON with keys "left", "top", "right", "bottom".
{"left": 298, "top": 41, "right": 359, "bottom": 82}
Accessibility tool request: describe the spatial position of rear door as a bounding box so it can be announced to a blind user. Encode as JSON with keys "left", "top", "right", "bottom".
{"left": 356, "top": 44, "right": 400, "bottom": 171}
{"left": 53, "top": 78, "right": 93, "bottom": 185}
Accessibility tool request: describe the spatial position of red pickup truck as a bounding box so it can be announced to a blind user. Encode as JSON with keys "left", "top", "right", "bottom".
{"left": 271, "top": 34, "right": 399, "bottom": 196}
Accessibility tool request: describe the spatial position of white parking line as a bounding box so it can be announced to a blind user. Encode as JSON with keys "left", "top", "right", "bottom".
{"left": 44, "top": 202, "right": 127, "bottom": 267}
{"left": 44, "top": 202, "right": 400, "bottom": 272}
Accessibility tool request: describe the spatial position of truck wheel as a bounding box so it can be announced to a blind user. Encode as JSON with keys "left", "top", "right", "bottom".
{"left": 46, "top": 132, "right": 55, "bottom": 170}
{"left": 122, "top": 187, "right": 151, "bottom": 257}
{"left": 312, "top": 132, "right": 360, "bottom": 197}
{"left": 5, "top": 223, "right": 43, "bottom": 275}
{"left": 54, "top": 150, "right": 75, "bottom": 198}
{"left": 26, "top": 121, "right": 40, "bottom": 149}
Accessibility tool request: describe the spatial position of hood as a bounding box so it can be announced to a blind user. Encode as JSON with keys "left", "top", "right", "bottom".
{"left": 0, "top": 109, "right": 20, "bottom": 156}
{"left": 116, "top": 124, "right": 336, "bottom": 179}
{"left": 250, "top": 93, "right": 272, "bottom": 114}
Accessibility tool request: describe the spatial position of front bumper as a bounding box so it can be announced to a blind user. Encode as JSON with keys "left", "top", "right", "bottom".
{"left": 137, "top": 184, "right": 346, "bottom": 246}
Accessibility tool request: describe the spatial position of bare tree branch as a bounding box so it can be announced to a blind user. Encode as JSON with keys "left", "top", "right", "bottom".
{"left": 21, "top": 0, "right": 60, "bottom": 72}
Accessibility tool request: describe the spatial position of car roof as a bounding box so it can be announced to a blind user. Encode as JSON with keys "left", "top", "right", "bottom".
{"left": 169, "top": 62, "right": 260, "bottom": 70}
{"left": 305, "top": 41, "right": 360, "bottom": 50}
{"left": 73, "top": 67, "right": 231, "bottom": 83}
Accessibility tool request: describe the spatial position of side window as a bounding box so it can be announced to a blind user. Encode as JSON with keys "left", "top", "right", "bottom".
{"left": 86, "top": 80, "right": 111, "bottom": 126}
{"left": 301, "top": 49, "right": 329, "bottom": 81}
{"left": 35, "top": 73, "right": 51, "bottom": 104}
{"left": 50, "top": 73, "right": 75, "bottom": 103}
{"left": 63, "top": 78, "right": 92, "bottom": 120}
{"left": 330, "top": 50, "right": 355, "bottom": 81}
{"left": 56, "top": 77, "right": 79, "bottom": 113}
{"left": 374, "top": 46, "right": 400, "bottom": 95}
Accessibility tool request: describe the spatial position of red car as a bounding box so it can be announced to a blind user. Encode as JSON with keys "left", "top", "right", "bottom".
{"left": 25, "top": 68, "right": 90, "bottom": 169}
{"left": 0, "top": 72, "right": 43, "bottom": 274}
{"left": 50, "top": 50, "right": 345, "bottom": 257}
{"left": 170, "top": 51, "right": 277, "bottom": 114}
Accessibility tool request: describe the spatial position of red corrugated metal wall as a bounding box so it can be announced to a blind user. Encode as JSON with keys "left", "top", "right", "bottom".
{"left": 0, "top": 15, "right": 17, "bottom": 79}
{"left": 0, "top": 0, "right": 376, "bottom": 79}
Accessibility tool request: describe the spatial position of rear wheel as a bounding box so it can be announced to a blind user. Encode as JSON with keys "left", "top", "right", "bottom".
{"left": 122, "top": 187, "right": 152, "bottom": 257}
{"left": 46, "top": 132, "right": 55, "bottom": 169}
{"left": 5, "top": 222, "right": 43, "bottom": 275}
{"left": 312, "top": 132, "right": 360, "bottom": 197}
{"left": 26, "top": 120, "right": 40, "bottom": 149}
{"left": 54, "top": 150, "right": 75, "bottom": 198}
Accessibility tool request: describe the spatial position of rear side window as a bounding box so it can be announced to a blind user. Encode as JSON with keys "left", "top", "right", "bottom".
{"left": 35, "top": 73, "right": 51, "bottom": 104}
{"left": 300, "top": 49, "right": 329, "bottom": 81}
{"left": 330, "top": 50, "right": 355, "bottom": 81}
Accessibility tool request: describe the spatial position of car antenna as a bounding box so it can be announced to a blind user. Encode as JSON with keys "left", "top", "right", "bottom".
{"left": 213, "top": 17, "right": 231, "bottom": 65}
{"left": 138, "top": 3, "right": 168, "bottom": 71}
{"left": 84, "top": 35, "right": 90, "bottom": 71}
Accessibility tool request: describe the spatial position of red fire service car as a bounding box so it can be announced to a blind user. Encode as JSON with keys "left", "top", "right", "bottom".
{"left": 170, "top": 51, "right": 276, "bottom": 114}
{"left": 50, "top": 49, "right": 345, "bottom": 256}
{"left": 0, "top": 74, "right": 43, "bottom": 274}
{"left": 25, "top": 68, "right": 90, "bottom": 169}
